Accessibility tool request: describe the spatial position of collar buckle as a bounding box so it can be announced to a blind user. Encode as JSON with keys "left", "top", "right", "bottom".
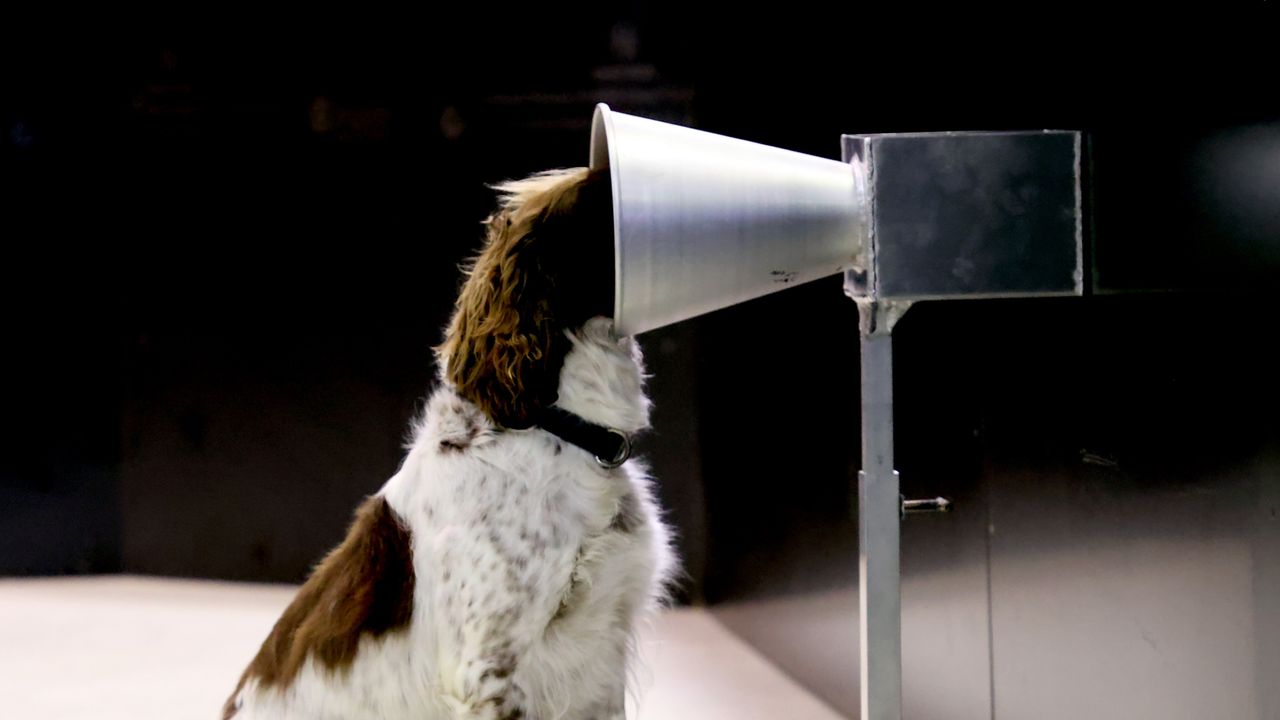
{"left": 594, "top": 429, "right": 632, "bottom": 469}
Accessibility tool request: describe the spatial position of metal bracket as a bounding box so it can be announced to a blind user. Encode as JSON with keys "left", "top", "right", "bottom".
{"left": 855, "top": 299, "right": 912, "bottom": 337}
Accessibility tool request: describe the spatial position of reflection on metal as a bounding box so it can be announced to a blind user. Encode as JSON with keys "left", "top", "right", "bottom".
{"left": 589, "top": 104, "right": 865, "bottom": 337}
{"left": 842, "top": 131, "right": 1084, "bottom": 302}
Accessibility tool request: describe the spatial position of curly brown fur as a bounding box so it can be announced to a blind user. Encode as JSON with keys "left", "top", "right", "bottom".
{"left": 436, "top": 167, "right": 613, "bottom": 429}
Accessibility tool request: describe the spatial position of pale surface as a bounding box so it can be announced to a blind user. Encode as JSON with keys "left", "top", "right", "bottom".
{"left": 0, "top": 576, "right": 845, "bottom": 720}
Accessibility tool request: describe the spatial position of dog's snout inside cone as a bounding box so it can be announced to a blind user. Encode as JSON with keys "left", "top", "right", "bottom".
{"left": 590, "top": 104, "right": 866, "bottom": 337}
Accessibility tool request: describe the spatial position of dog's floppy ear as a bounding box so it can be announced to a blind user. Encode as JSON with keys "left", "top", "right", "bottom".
{"left": 439, "top": 211, "right": 560, "bottom": 429}
{"left": 438, "top": 167, "right": 611, "bottom": 429}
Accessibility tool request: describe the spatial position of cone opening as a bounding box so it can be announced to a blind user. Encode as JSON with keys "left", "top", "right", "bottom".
{"left": 589, "top": 103, "right": 628, "bottom": 335}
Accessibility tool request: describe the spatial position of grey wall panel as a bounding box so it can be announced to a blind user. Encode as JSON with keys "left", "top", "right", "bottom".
{"left": 987, "top": 466, "right": 1262, "bottom": 720}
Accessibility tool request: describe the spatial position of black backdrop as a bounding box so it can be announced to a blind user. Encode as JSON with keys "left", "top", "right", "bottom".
{"left": 3, "top": 8, "right": 1277, "bottom": 609}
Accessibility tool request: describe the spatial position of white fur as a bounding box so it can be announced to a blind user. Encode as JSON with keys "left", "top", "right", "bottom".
{"left": 231, "top": 317, "right": 676, "bottom": 720}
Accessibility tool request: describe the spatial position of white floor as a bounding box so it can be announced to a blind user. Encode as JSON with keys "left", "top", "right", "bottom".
{"left": 0, "top": 576, "right": 845, "bottom": 720}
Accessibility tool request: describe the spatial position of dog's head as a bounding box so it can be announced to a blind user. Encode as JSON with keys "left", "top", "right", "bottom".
{"left": 437, "top": 167, "right": 615, "bottom": 429}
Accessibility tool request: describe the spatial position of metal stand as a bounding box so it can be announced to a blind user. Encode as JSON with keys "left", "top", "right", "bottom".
{"left": 857, "top": 300, "right": 910, "bottom": 720}
{"left": 842, "top": 130, "right": 1079, "bottom": 720}
{"left": 590, "top": 106, "right": 1083, "bottom": 718}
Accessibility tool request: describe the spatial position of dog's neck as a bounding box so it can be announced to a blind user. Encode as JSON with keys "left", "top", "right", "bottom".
{"left": 551, "top": 317, "right": 650, "bottom": 435}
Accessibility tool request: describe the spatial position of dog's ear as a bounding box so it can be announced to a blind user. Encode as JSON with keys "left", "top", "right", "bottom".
{"left": 439, "top": 212, "right": 560, "bottom": 429}
{"left": 438, "top": 168, "right": 612, "bottom": 429}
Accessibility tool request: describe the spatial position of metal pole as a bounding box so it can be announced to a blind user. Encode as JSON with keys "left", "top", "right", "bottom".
{"left": 858, "top": 300, "right": 907, "bottom": 720}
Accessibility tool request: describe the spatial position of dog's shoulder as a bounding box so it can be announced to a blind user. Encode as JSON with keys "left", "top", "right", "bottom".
{"left": 411, "top": 387, "right": 495, "bottom": 457}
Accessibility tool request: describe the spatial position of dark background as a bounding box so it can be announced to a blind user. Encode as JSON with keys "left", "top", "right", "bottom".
{"left": 3, "top": 6, "right": 1278, "bottom": 619}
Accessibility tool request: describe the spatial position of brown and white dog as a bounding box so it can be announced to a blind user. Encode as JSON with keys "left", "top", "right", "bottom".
{"left": 224, "top": 168, "right": 676, "bottom": 720}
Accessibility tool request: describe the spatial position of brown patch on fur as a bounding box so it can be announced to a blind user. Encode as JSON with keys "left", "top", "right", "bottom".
{"left": 436, "top": 167, "right": 614, "bottom": 429}
{"left": 223, "top": 496, "right": 415, "bottom": 716}
{"left": 439, "top": 438, "right": 469, "bottom": 452}
{"left": 438, "top": 410, "right": 485, "bottom": 454}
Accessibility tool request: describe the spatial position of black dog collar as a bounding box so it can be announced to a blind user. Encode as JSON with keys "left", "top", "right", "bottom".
{"left": 536, "top": 406, "right": 632, "bottom": 469}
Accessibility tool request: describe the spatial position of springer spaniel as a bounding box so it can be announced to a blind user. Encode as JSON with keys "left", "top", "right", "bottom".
{"left": 224, "top": 167, "right": 676, "bottom": 720}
